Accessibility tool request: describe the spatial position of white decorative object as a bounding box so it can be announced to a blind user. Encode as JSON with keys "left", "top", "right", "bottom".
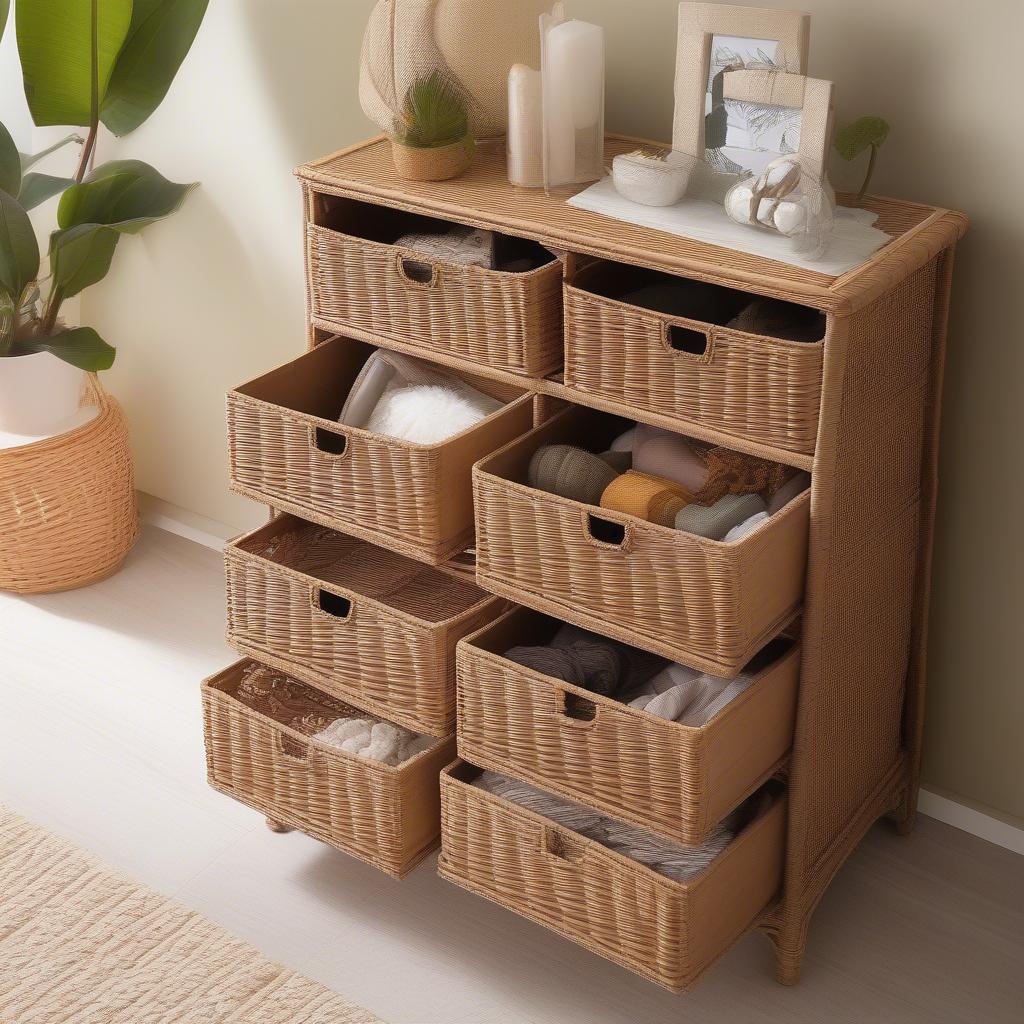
{"left": 507, "top": 64, "right": 544, "bottom": 187}
{"left": 612, "top": 149, "right": 697, "bottom": 207}
{"left": 0, "top": 350, "right": 85, "bottom": 437}
{"left": 541, "top": 4, "right": 604, "bottom": 188}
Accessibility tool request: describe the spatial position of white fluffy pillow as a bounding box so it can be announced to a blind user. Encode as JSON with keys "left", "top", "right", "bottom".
{"left": 364, "top": 384, "right": 502, "bottom": 445}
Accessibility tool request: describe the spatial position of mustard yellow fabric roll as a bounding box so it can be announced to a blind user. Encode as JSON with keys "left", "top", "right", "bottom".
{"left": 599, "top": 471, "right": 693, "bottom": 527}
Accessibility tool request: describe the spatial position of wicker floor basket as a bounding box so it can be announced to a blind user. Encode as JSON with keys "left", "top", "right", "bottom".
{"left": 0, "top": 382, "right": 138, "bottom": 594}
{"left": 227, "top": 335, "right": 535, "bottom": 564}
{"left": 438, "top": 760, "right": 787, "bottom": 992}
{"left": 457, "top": 606, "right": 800, "bottom": 843}
{"left": 563, "top": 261, "right": 825, "bottom": 456}
{"left": 473, "top": 406, "right": 809, "bottom": 675}
{"left": 226, "top": 515, "right": 506, "bottom": 735}
{"left": 202, "top": 659, "right": 456, "bottom": 879}
{"left": 306, "top": 194, "right": 564, "bottom": 377}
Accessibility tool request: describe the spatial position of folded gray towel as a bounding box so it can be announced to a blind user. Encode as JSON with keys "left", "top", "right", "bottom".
{"left": 674, "top": 493, "right": 768, "bottom": 540}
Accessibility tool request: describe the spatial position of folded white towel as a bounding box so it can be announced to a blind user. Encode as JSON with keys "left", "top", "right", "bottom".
{"left": 365, "top": 382, "right": 502, "bottom": 445}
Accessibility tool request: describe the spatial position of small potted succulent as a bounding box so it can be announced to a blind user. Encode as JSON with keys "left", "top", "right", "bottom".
{"left": 390, "top": 70, "right": 476, "bottom": 182}
{"left": 0, "top": 0, "right": 206, "bottom": 437}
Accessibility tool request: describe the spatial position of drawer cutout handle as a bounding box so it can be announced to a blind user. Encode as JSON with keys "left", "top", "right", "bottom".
{"left": 662, "top": 321, "right": 714, "bottom": 362}
{"left": 583, "top": 512, "right": 633, "bottom": 552}
{"left": 310, "top": 425, "right": 349, "bottom": 457}
{"left": 315, "top": 588, "right": 352, "bottom": 620}
{"left": 561, "top": 691, "right": 597, "bottom": 726}
{"left": 396, "top": 254, "right": 439, "bottom": 288}
{"left": 543, "top": 827, "right": 585, "bottom": 865}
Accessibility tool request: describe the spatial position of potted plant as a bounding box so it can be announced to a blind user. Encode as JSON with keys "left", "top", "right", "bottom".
{"left": 390, "top": 70, "right": 476, "bottom": 182}
{"left": 0, "top": 0, "right": 206, "bottom": 593}
{"left": 0, "top": 0, "right": 207, "bottom": 435}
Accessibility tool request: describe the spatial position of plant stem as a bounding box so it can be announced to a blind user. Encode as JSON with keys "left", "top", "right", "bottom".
{"left": 856, "top": 144, "right": 878, "bottom": 205}
{"left": 45, "top": 0, "right": 99, "bottom": 336}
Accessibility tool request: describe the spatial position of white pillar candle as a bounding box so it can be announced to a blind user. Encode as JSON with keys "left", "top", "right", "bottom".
{"left": 507, "top": 64, "right": 544, "bottom": 187}
{"left": 542, "top": 18, "right": 604, "bottom": 187}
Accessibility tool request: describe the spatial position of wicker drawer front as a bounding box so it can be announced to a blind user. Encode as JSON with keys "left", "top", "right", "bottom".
{"left": 473, "top": 407, "right": 809, "bottom": 675}
{"left": 457, "top": 606, "right": 800, "bottom": 843}
{"left": 563, "top": 264, "right": 824, "bottom": 455}
{"left": 225, "top": 516, "right": 506, "bottom": 736}
{"left": 439, "top": 761, "right": 786, "bottom": 992}
{"left": 227, "top": 335, "right": 535, "bottom": 564}
{"left": 202, "top": 660, "right": 456, "bottom": 879}
{"left": 307, "top": 222, "right": 564, "bottom": 377}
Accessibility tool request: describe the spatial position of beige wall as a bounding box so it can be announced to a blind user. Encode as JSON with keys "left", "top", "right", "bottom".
{"left": 2, "top": 1, "right": 1021, "bottom": 822}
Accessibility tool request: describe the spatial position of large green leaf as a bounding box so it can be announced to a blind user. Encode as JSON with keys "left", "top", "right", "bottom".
{"left": 0, "top": 121, "right": 20, "bottom": 196}
{"left": 834, "top": 116, "right": 891, "bottom": 161}
{"left": 16, "top": 0, "right": 133, "bottom": 127}
{"left": 58, "top": 160, "right": 195, "bottom": 233}
{"left": 19, "top": 172, "right": 76, "bottom": 210}
{"left": 0, "top": 188, "right": 39, "bottom": 300}
{"left": 102, "top": 0, "right": 209, "bottom": 135}
{"left": 0, "top": 1, "right": 8, "bottom": 41}
{"left": 49, "top": 223, "right": 119, "bottom": 298}
{"left": 20, "top": 325, "right": 116, "bottom": 370}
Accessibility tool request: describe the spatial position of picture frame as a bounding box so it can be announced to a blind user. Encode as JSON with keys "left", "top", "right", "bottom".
{"left": 672, "top": 3, "right": 814, "bottom": 197}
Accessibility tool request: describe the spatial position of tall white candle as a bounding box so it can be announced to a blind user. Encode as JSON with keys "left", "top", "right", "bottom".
{"left": 507, "top": 64, "right": 543, "bottom": 187}
{"left": 542, "top": 18, "right": 604, "bottom": 186}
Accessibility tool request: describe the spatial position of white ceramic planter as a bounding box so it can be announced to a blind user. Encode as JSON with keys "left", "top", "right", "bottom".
{"left": 0, "top": 351, "right": 86, "bottom": 436}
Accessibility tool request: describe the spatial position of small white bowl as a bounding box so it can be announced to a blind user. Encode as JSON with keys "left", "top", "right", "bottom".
{"left": 612, "top": 151, "right": 696, "bottom": 207}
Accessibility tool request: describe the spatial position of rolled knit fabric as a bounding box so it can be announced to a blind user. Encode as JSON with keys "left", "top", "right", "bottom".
{"left": 632, "top": 424, "right": 709, "bottom": 492}
{"left": 504, "top": 645, "right": 588, "bottom": 688}
{"left": 528, "top": 445, "right": 620, "bottom": 506}
{"left": 600, "top": 470, "right": 692, "bottom": 527}
{"left": 640, "top": 683, "right": 696, "bottom": 721}
{"left": 598, "top": 449, "right": 632, "bottom": 474}
{"left": 624, "top": 661, "right": 701, "bottom": 707}
{"left": 562, "top": 640, "right": 628, "bottom": 697}
{"left": 767, "top": 470, "right": 811, "bottom": 515}
{"left": 552, "top": 623, "right": 666, "bottom": 692}
{"left": 678, "top": 673, "right": 754, "bottom": 727}
{"left": 609, "top": 427, "right": 636, "bottom": 452}
{"left": 723, "top": 511, "right": 769, "bottom": 543}
{"left": 674, "top": 493, "right": 768, "bottom": 540}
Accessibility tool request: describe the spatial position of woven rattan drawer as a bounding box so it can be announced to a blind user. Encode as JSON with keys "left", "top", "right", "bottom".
{"left": 202, "top": 659, "right": 456, "bottom": 879}
{"left": 438, "top": 760, "right": 786, "bottom": 992}
{"left": 227, "top": 335, "right": 534, "bottom": 564}
{"left": 563, "top": 260, "right": 825, "bottom": 455}
{"left": 473, "top": 405, "right": 809, "bottom": 675}
{"left": 457, "top": 606, "right": 799, "bottom": 843}
{"left": 306, "top": 195, "right": 564, "bottom": 377}
{"left": 225, "top": 515, "right": 505, "bottom": 736}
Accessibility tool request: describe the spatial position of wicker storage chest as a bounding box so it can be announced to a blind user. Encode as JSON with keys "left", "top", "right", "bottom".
{"left": 306, "top": 194, "right": 564, "bottom": 377}
{"left": 457, "top": 606, "right": 800, "bottom": 843}
{"left": 225, "top": 515, "right": 505, "bottom": 735}
{"left": 227, "top": 334, "right": 535, "bottom": 563}
{"left": 202, "top": 659, "right": 456, "bottom": 878}
{"left": 473, "top": 405, "right": 809, "bottom": 675}
{"left": 563, "top": 259, "right": 826, "bottom": 455}
{"left": 438, "top": 759, "right": 788, "bottom": 993}
{"left": 201, "top": 134, "right": 964, "bottom": 985}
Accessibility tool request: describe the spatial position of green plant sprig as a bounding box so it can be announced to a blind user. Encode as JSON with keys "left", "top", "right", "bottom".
{"left": 394, "top": 70, "right": 469, "bottom": 150}
{"left": 834, "top": 116, "right": 891, "bottom": 205}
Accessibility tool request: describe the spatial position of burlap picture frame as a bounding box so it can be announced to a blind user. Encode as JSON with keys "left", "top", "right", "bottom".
{"left": 672, "top": 4, "right": 812, "bottom": 197}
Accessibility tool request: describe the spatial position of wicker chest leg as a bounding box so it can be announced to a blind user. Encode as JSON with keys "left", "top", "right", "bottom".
{"left": 265, "top": 817, "right": 293, "bottom": 834}
{"left": 761, "top": 914, "right": 810, "bottom": 986}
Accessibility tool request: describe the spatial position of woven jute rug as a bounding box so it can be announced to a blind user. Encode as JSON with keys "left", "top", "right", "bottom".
{"left": 0, "top": 804, "right": 382, "bottom": 1023}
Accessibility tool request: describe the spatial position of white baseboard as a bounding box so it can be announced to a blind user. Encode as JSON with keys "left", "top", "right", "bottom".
{"left": 138, "top": 497, "right": 1024, "bottom": 858}
{"left": 137, "top": 493, "right": 239, "bottom": 551}
{"left": 918, "top": 789, "right": 1024, "bottom": 856}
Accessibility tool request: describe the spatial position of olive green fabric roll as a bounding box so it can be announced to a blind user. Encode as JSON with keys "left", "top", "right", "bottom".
{"left": 528, "top": 444, "right": 620, "bottom": 506}
{"left": 674, "top": 493, "right": 768, "bottom": 540}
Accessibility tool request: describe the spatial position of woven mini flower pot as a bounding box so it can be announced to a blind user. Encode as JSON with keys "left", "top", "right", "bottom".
{"left": 390, "top": 136, "right": 475, "bottom": 181}
{"left": 0, "top": 380, "right": 139, "bottom": 593}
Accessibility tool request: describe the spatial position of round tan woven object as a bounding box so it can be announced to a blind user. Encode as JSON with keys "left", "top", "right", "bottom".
{"left": 0, "top": 381, "right": 139, "bottom": 593}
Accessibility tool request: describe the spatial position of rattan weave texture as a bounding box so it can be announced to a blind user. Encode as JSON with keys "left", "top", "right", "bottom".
{"left": 225, "top": 515, "right": 505, "bottom": 735}
{"left": 202, "top": 659, "right": 456, "bottom": 879}
{"left": 0, "top": 382, "right": 138, "bottom": 594}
